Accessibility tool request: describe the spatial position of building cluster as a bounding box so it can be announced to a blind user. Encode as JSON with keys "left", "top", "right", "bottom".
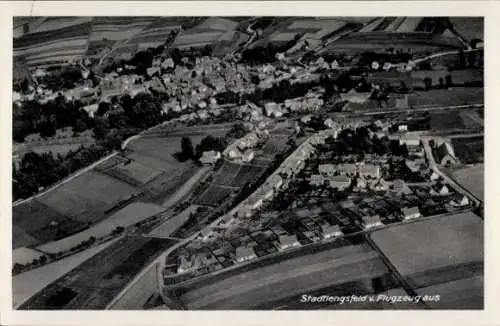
{"left": 264, "top": 91, "right": 325, "bottom": 118}
{"left": 224, "top": 128, "right": 270, "bottom": 163}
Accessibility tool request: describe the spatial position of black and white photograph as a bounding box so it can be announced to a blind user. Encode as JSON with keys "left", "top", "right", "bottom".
{"left": 7, "top": 7, "right": 490, "bottom": 317}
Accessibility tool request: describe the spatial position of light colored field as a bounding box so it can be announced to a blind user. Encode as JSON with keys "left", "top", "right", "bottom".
{"left": 38, "top": 171, "right": 138, "bottom": 223}
{"left": 113, "top": 160, "right": 163, "bottom": 185}
{"left": 416, "top": 275, "right": 483, "bottom": 309}
{"left": 452, "top": 164, "right": 484, "bottom": 201}
{"left": 173, "top": 31, "right": 223, "bottom": 46}
{"left": 288, "top": 20, "right": 346, "bottom": 39}
{"left": 180, "top": 244, "right": 387, "bottom": 309}
{"left": 450, "top": 17, "right": 483, "bottom": 42}
{"left": 12, "top": 247, "right": 44, "bottom": 265}
{"left": 15, "top": 141, "right": 96, "bottom": 158}
{"left": 196, "top": 17, "right": 238, "bottom": 31}
{"left": 396, "top": 17, "right": 424, "bottom": 32}
{"left": 13, "top": 237, "right": 121, "bottom": 308}
{"left": 36, "top": 202, "right": 165, "bottom": 254}
{"left": 370, "top": 211, "right": 483, "bottom": 276}
{"left": 30, "top": 17, "right": 92, "bottom": 34}
{"left": 148, "top": 205, "right": 201, "bottom": 238}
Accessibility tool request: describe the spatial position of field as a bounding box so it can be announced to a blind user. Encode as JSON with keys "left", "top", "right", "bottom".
{"left": 230, "top": 165, "right": 266, "bottom": 187}
{"left": 195, "top": 185, "right": 235, "bottom": 206}
{"left": 19, "top": 236, "right": 177, "bottom": 310}
{"left": 37, "top": 171, "right": 139, "bottom": 224}
{"left": 12, "top": 200, "right": 86, "bottom": 249}
{"left": 416, "top": 275, "right": 483, "bottom": 309}
{"left": 177, "top": 244, "right": 390, "bottom": 309}
{"left": 451, "top": 164, "right": 484, "bottom": 201}
{"left": 106, "top": 158, "right": 163, "bottom": 186}
{"left": 408, "top": 87, "right": 483, "bottom": 108}
{"left": 13, "top": 237, "right": 121, "bottom": 308}
{"left": 411, "top": 69, "right": 483, "bottom": 88}
{"left": 108, "top": 262, "right": 160, "bottom": 310}
{"left": 452, "top": 137, "right": 484, "bottom": 164}
{"left": 13, "top": 247, "right": 44, "bottom": 265}
{"left": 148, "top": 205, "right": 202, "bottom": 238}
{"left": 430, "top": 111, "right": 467, "bottom": 131}
{"left": 213, "top": 161, "right": 243, "bottom": 185}
{"left": 370, "top": 211, "right": 483, "bottom": 297}
{"left": 450, "top": 17, "right": 483, "bottom": 43}
{"left": 36, "top": 202, "right": 165, "bottom": 254}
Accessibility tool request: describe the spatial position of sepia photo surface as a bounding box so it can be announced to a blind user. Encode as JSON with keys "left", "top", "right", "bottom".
{"left": 6, "top": 4, "right": 491, "bottom": 321}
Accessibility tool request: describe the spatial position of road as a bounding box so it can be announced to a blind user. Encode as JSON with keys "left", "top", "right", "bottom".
{"left": 421, "top": 137, "right": 482, "bottom": 206}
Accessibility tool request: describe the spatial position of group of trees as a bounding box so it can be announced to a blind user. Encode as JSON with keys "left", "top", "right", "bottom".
{"left": 13, "top": 145, "right": 109, "bottom": 200}
{"left": 179, "top": 135, "right": 228, "bottom": 161}
{"left": 13, "top": 96, "right": 95, "bottom": 142}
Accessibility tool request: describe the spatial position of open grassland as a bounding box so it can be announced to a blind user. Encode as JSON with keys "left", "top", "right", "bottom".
{"left": 13, "top": 237, "right": 121, "bottom": 308}
{"left": 37, "top": 171, "right": 139, "bottom": 224}
{"left": 451, "top": 164, "right": 484, "bottom": 201}
{"left": 19, "top": 236, "right": 176, "bottom": 310}
{"left": 430, "top": 111, "right": 467, "bottom": 131}
{"left": 176, "top": 244, "right": 389, "bottom": 309}
{"left": 36, "top": 202, "right": 165, "bottom": 254}
{"left": 104, "top": 158, "right": 164, "bottom": 186}
{"left": 370, "top": 211, "right": 483, "bottom": 296}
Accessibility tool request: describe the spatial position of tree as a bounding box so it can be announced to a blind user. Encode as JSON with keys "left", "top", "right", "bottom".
{"left": 438, "top": 77, "right": 445, "bottom": 89}
{"left": 251, "top": 75, "right": 260, "bottom": 86}
{"left": 423, "top": 77, "right": 432, "bottom": 90}
{"left": 181, "top": 136, "right": 194, "bottom": 159}
{"left": 445, "top": 74, "right": 453, "bottom": 88}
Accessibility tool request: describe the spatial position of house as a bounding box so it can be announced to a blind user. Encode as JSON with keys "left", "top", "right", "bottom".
{"left": 434, "top": 142, "right": 458, "bottom": 166}
{"left": 82, "top": 103, "right": 99, "bottom": 118}
{"left": 303, "top": 230, "right": 320, "bottom": 242}
{"left": 336, "top": 164, "right": 357, "bottom": 177}
{"left": 199, "top": 151, "right": 221, "bottom": 165}
{"left": 430, "top": 184, "right": 450, "bottom": 196}
{"left": 246, "top": 195, "right": 264, "bottom": 210}
{"left": 405, "top": 159, "right": 422, "bottom": 173}
{"left": 399, "top": 138, "right": 420, "bottom": 148}
{"left": 340, "top": 89, "right": 371, "bottom": 104}
{"left": 318, "top": 164, "right": 336, "bottom": 177}
{"left": 321, "top": 223, "right": 343, "bottom": 240}
{"left": 358, "top": 164, "right": 381, "bottom": 179}
{"left": 234, "top": 246, "right": 257, "bottom": 263}
{"left": 310, "top": 175, "right": 325, "bottom": 187}
{"left": 277, "top": 234, "right": 301, "bottom": 251}
{"left": 398, "top": 124, "right": 408, "bottom": 132}
{"left": 402, "top": 206, "right": 422, "bottom": 220}
{"left": 450, "top": 195, "right": 470, "bottom": 207}
{"left": 241, "top": 149, "right": 255, "bottom": 163}
{"left": 329, "top": 176, "right": 351, "bottom": 191}
{"left": 362, "top": 215, "right": 383, "bottom": 229}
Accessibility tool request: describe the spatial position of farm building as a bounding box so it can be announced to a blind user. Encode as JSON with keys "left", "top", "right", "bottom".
{"left": 434, "top": 142, "right": 458, "bottom": 165}
{"left": 358, "top": 164, "right": 381, "bottom": 179}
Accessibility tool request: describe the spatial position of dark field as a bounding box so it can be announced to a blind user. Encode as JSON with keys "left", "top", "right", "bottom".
{"left": 212, "top": 161, "right": 242, "bottom": 186}
{"left": 230, "top": 165, "right": 266, "bottom": 187}
{"left": 195, "top": 185, "right": 235, "bottom": 206}
{"left": 430, "top": 111, "right": 466, "bottom": 131}
{"left": 452, "top": 137, "right": 484, "bottom": 164}
{"left": 13, "top": 200, "right": 87, "bottom": 249}
{"left": 408, "top": 87, "right": 483, "bottom": 108}
{"left": 18, "top": 236, "right": 177, "bottom": 310}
